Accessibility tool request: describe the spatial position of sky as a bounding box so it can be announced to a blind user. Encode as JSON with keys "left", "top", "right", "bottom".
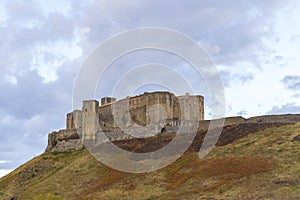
{"left": 0, "top": 0, "right": 300, "bottom": 177}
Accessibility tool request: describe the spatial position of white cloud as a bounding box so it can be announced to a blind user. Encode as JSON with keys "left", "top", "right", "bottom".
{"left": 31, "top": 38, "right": 82, "bottom": 82}
{"left": 0, "top": 169, "right": 13, "bottom": 178}
{"left": 224, "top": 63, "right": 296, "bottom": 117}
{"left": 0, "top": 160, "right": 11, "bottom": 164}
{"left": 0, "top": 160, "right": 13, "bottom": 178}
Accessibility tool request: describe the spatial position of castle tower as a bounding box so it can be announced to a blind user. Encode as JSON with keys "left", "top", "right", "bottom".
{"left": 66, "top": 110, "right": 83, "bottom": 130}
{"left": 82, "top": 100, "right": 99, "bottom": 142}
{"left": 101, "top": 97, "right": 116, "bottom": 106}
{"left": 177, "top": 93, "right": 204, "bottom": 126}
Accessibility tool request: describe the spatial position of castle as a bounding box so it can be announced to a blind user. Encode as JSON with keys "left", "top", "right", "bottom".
{"left": 66, "top": 91, "right": 204, "bottom": 142}
{"left": 45, "top": 91, "right": 300, "bottom": 153}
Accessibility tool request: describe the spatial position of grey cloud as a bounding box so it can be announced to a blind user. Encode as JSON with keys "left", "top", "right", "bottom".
{"left": 73, "top": 0, "right": 286, "bottom": 65}
{"left": 0, "top": 71, "right": 58, "bottom": 119}
{"left": 238, "top": 73, "right": 253, "bottom": 84}
{"left": 7, "top": 12, "right": 74, "bottom": 44}
{"left": 5, "top": 0, "right": 41, "bottom": 20}
{"left": 282, "top": 75, "right": 300, "bottom": 91}
{"left": 44, "top": 13, "right": 75, "bottom": 40}
{"left": 220, "top": 70, "right": 253, "bottom": 87}
{"left": 237, "top": 109, "right": 247, "bottom": 116}
{"left": 267, "top": 103, "right": 300, "bottom": 115}
{"left": 0, "top": 1, "right": 75, "bottom": 74}
{"left": 70, "top": 0, "right": 285, "bottom": 94}
{"left": 0, "top": 57, "right": 79, "bottom": 170}
{"left": 94, "top": 49, "right": 211, "bottom": 99}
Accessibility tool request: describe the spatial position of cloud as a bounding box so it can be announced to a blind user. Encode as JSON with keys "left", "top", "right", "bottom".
{"left": 0, "top": 56, "right": 80, "bottom": 169}
{"left": 0, "top": 0, "right": 76, "bottom": 80}
{"left": 0, "top": 0, "right": 80, "bottom": 169}
{"left": 219, "top": 69, "right": 254, "bottom": 87}
{"left": 5, "top": 0, "right": 41, "bottom": 20}
{"left": 0, "top": 169, "right": 13, "bottom": 178}
{"left": 73, "top": 0, "right": 285, "bottom": 59}
{"left": 282, "top": 75, "right": 300, "bottom": 91}
{"left": 0, "top": 160, "right": 11, "bottom": 164}
{"left": 267, "top": 103, "right": 300, "bottom": 115}
{"left": 0, "top": 160, "right": 13, "bottom": 178}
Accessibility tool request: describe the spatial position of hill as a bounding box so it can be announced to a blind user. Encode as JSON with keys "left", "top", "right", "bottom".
{"left": 1, "top": 117, "right": 300, "bottom": 199}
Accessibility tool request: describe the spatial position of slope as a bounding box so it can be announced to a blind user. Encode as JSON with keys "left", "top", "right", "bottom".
{"left": 0, "top": 123, "right": 300, "bottom": 199}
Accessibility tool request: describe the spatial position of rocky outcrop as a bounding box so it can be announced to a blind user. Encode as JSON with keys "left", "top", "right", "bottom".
{"left": 45, "top": 129, "right": 84, "bottom": 153}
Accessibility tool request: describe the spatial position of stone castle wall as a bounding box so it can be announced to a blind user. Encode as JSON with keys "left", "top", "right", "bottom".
{"left": 66, "top": 91, "right": 204, "bottom": 138}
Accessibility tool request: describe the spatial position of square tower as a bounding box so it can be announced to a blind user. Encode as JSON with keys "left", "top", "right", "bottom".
{"left": 101, "top": 97, "right": 116, "bottom": 106}
{"left": 82, "top": 100, "right": 99, "bottom": 142}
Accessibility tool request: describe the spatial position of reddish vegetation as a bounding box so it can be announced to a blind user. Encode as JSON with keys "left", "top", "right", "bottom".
{"left": 201, "top": 157, "right": 273, "bottom": 178}
{"left": 78, "top": 154, "right": 273, "bottom": 196}
{"left": 165, "top": 155, "right": 273, "bottom": 192}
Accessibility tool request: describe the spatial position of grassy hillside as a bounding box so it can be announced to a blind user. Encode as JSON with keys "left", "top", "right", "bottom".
{"left": 1, "top": 123, "right": 300, "bottom": 199}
